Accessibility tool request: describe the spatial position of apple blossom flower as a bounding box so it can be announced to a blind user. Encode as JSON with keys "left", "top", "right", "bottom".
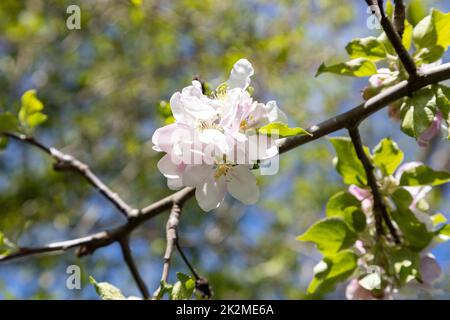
{"left": 152, "top": 59, "right": 287, "bottom": 211}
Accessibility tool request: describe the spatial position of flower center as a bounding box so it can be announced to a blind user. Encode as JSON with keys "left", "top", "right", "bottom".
{"left": 214, "top": 164, "right": 231, "bottom": 179}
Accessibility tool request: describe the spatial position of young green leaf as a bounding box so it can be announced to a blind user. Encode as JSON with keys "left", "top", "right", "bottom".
{"left": 326, "top": 191, "right": 361, "bottom": 217}
{"left": 345, "top": 37, "right": 387, "bottom": 62}
{"left": 399, "top": 164, "right": 450, "bottom": 186}
{"left": 400, "top": 87, "right": 437, "bottom": 138}
{"left": 170, "top": 272, "right": 195, "bottom": 300}
{"left": 326, "top": 192, "right": 366, "bottom": 232}
{"left": 372, "top": 138, "right": 404, "bottom": 176}
{"left": 307, "top": 250, "right": 358, "bottom": 295}
{"left": 258, "top": 121, "right": 311, "bottom": 137}
{"left": 315, "top": 58, "right": 377, "bottom": 78}
{"left": 432, "top": 9, "right": 450, "bottom": 51}
{"left": 297, "top": 217, "right": 357, "bottom": 255}
{"left": 19, "top": 89, "right": 47, "bottom": 129}
{"left": 89, "top": 276, "right": 126, "bottom": 300}
{"left": 329, "top": 137, "right": 367, "bottom": 186}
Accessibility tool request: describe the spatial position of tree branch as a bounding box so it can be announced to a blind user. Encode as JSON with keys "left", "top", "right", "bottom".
{"left": 153, "top": 202, "right": 182, "bottom": 298}
{"left": 4, "top": 133, "right": 135, "bottom": 218}
{"left": 119, "top": 237, "right": 150, "bottom": 299}
{"left": 348, "top": 126, "right": 400, "bottom": 243}
{"left": 365, "top": 0, "right": 417, "bottom": 77}
{"left": 393, "top": 0, "right": 406, "bottom": 38}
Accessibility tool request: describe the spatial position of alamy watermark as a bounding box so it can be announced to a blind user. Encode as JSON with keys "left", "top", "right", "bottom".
{"left": 66, "top": 5, "right": 81, "bottom": 30}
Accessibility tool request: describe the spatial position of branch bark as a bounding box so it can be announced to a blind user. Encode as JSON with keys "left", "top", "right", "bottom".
{"left": 365, "top": 0, "right": 417, "bottom": 77}
{"left": 119, "top": 237, "right": 150, "bottom": 299}
{"left": 4, "top": 133, "right": 135, "bottom": 218}
{"left": 348, "top": 126, "right": 400, "bottom": 243}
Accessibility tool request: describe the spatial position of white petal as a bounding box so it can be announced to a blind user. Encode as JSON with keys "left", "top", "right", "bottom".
{"left": 195, "top": 176, "right": 226, "bottom": 212}
{"left": 183, "top": 165, "right": 212, "bottom": 187}
{"left": 227, "top": 59, "right": 254, "bottom": 91}
{"left": 263, "top": 100, "right": 288, "bottom": 124}
{"left": 227, "top": 166, "right": 259, "bottom": 204}
{"left": 157, "top": 154, "right": 182, "bottom": 179}
{"left": 169, "top": 92, "right": 189, "bottom": 124}
{"left": 182, "top": 96, "right": 218, "bottom": 120}
{"left": 199, "top": 129, "right": 230, "bottom": 154}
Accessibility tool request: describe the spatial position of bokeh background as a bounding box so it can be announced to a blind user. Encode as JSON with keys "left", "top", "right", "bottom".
{"left": 0, "top": 0, "right": 449, "bottom": 299}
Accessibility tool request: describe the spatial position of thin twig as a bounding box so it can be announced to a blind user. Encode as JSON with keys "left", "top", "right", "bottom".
{"left": 119, "top": 237, "right": 150, "bottom": 299}
{"left": 348, "top": 126, "right": 400, "bottom": 244}
{"left": 155, "top": 202, "right": 182, "bottom": 296}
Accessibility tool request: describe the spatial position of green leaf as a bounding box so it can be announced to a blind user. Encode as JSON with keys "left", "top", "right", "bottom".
{"left": 170, "top": 272, "right": 195, "bottom": 300}
{"left": 414, "top": 45, "right": 445, "bottom": 64}
{"left": 315, "top": 58, "right": 377, "bottom": 77}
{"left": 0, "top": 113, "right": 19, "bottom": 132}
{"left": 399, "top": 164, "right": 450, "bottom": 186}
{"left": 388, "top": 247, "right": 421, "bottom": 285}
{"left": 258, "top": 121, "right": 311, "bottom": 137}
{"left": 436, "top": 85, "right": 450, "bottom": 139}
{"left": 402, "top": 20, "right": 413, "bottom": 50}
{"left": 413, "top": 9, "right": 449, "bottom": 53}
{"left": 345, "top": 37, "right": 386, "bottom": 62}
{"left": 326, "top": 192, "right": 366, "bottom": 232}
{"left": 432, "top": 9, "right": 450, "bottom": 51}
{"left": 89, "top": 276, "right": 126, "bottom": 300}
{"left": 400, "top": 87, "right": 437, "bottom": 138}
{"left": 297, "top": 217, "right": 357, "bottom": 255}
{"left": 407, "top": 0, "right": 427, "bottom": 26}
{"left": 329, "top": 137, "right": 367, "bottom": 186}
{"left": 372, "top": 138, "right": 404, "bottom": 176}
{"left": 18, "top": 89, "right": 47, "bottom": 129}
{"left": 0, "top": 137, "right": 8, "bottom": 150}
{"left": 307, "top": 250, "right": 357, "bottom": 295}
{"left": 391, "top": 190, "right": 434, "bottom": 251}
{"left": 413, "top": 14, "right": 437, "bottom": 49}
{"left": 326, "top": 192, "right": 361, "bottom": 217}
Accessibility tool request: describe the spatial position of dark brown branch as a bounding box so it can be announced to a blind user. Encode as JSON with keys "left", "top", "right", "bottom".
{"left": 119, "top": 237, "right": 150, "bottom": 299}
{"left": 365, "top": 0, "right": 416, "bottom": 77}
{"left": 348, "top": 126, "right": 400, "bottom": 244}
{"left": 3, "top": 133, "right": 135, "bottom": 218}
{"left": 393, "top": 0, "right": 406, "bottom": 38}
{"left": 278, "top": 62, "right": 450, "bottom": 153}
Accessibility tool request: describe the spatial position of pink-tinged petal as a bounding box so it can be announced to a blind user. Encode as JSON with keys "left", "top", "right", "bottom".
{"left": 227, "top": 165, "right": 259, "bottom": 205}
{"left": 195, "top": 176, "right": 226, "bottom": 212}
{"left": 348, "top": 185, "right": 371, "bottom": 201}
{"left": 420, "top": 254, "right": 441, "bottom": 285}
{"left": 152, "top": 123, "right": 194, "bottom": 154}
{"left": 417, "top": 111, "right": 443, "bottom": 148}
{"left": 227, "top": 59, "right": 254, "bottom": 91}
{"left": 157, "top": 154, "right": 186, "bottom": 190}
